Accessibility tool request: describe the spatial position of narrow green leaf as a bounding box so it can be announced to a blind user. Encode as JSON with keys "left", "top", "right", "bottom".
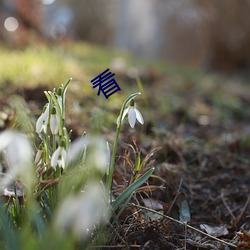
{"left": 62, "top": 78, "right": 72, "bottom": 98}
{"left": 179, "top": 199, "right": 191, "bottom": 222}
{"left": 32, "top": 209, "right": 45, "bottom": 237}
{"left": 135, "top": 152, "right": 141, "bottom": 172}
{"left": 112, "top": 193, "right": 133, "bottom": 225}
{"left": 112, "top": 167, "right": 154, "bottom": 211}
{"left": 0, "top": 208, "right": 21, "bottom": 250}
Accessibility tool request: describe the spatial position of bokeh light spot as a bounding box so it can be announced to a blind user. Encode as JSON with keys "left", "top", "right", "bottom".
{"left": 50, "top": 24, "right": 67, "bottom": 40}
{"left": 4, "top": 17, "right": 19, "bottom": 32}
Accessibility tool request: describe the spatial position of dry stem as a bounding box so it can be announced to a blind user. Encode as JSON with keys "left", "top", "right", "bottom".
{"left": 130, "top": 203, "right": 237, "bottom": 249}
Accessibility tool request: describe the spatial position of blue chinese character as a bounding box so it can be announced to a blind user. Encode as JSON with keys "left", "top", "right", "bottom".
{"left": 91, "top": 69, "right": 121, "bottom": 99}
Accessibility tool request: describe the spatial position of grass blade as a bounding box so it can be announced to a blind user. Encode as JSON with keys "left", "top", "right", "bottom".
{"left": 112, "top": 167, "right": 154, "bottom": 211}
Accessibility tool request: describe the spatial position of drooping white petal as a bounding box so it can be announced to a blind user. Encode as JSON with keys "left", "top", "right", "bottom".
{"left": 5, "top": 133, "right": 32, "bottom": 170}
{"left": 36, "top": 113, "right": 45, "bottom": 133}
{"left": 57, "top": 158, "right": 65, "bottom": 169}
{"left": 36, "top": 104, "right": 50, "bottom": 134}
{"left": 50, "top": 114, "right": 59, "bottom": 135}
{"left": 128, "top": 107, "right": 136, "bottom": 128}
{"left": 68, "top": 136, "right": 109, "bottom": 172}
{"left": 117, "top": 107, "right": 129, "bottom": 125}
{"left": 41, "top": 121, "right": 47, "bottom": 133}
{"left": 51, "top": 147, "right": 61, "bottom": 168}
{"left": 54, "top": 182, "right": 109, "bottom": 240}
{"left": 92, "top": 138, "right": 110, "bottom": 173}
{"left": 0, "top": 130, "right": 33, "bottom": 190}
{"left": 67, "top": 136, "right": 88, "bottom": 163}
{"left": 0, "top": 130, "right": 13, "bottom": 151}
{"left": 51, "top": 146, "right": 67, "bottom": 169}
{"left": 121, "top": 107, "right": 129, "bottom": 121}
{"left": 135, "top": 109, "right": 144, "bottom": 125}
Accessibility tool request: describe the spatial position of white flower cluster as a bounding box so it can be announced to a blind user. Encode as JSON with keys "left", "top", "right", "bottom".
{"left": 35, "top": 88, "right": 67, "bottom": 170}
{"left": 36, "top": 93, "right": 62, "bottom": 135}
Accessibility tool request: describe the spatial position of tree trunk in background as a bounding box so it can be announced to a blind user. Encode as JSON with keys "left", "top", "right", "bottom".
{"left": 2, "top": 0, "right": 250, "bottom": 71}
{"left": 203, "top": 0, "right": 250, "bottom": 71}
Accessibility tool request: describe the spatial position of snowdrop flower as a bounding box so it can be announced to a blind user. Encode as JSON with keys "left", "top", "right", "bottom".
{"left": 0, "top": 130, "right": 33, "bottom": 190}
{"left": 88, "top": 137, "right": 110, "bottom": 173}
{"left": 54, "top": 182, "right": 109, "bottom": 241}
{"left": 120, "top": 99, "right": 144, "bottom": 128}
{"left": 50, "top": 106, "right": 60, "bottom": 135}
{"left": 67, "top": 135, "right": 110, "bottom": 173}
{"left": 36, "top": 103, "right": 50, "bottom": 133}
{"left": 51, "top": 142, "right": 67, "bottom": 169}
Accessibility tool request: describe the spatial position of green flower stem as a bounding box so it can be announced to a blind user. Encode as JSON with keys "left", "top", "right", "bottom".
{"left": 44, "top": 95, "right": 53, "bottom": 164}
{"left": 52, "top": 134, "right": 56, "bottom": 152}
{"left": 48, "top": 79, "right": 71, "bottom": 136}
{"left": 106, "top": 92, "right": 141, "bottom": 196}
{"left": 61, "top": 78, "right": 72, "bottom": 127}
{"left": 63, "top": 127, "right": 70, "bottom": 150}
{"left": 48, "top": 92, "right": 63, "bottom": 136}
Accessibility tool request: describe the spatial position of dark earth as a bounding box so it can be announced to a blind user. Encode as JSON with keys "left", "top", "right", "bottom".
{"left": 1, "top": 69, "right": 250, "bottom": 250}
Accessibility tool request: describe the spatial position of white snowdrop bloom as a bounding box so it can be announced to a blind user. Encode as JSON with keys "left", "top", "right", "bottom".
{"left": 89, "top": 137, "right": 110, "bottom": 173}
{"left": 67, "top": 136, "right": 87, "bottom": 164}
{"left": 36, "top": 103, "right": 50, "bottom": 133}
{"left": 120, "top": 99, "right": 144, "bottom": 128}
{"left": 2, "top": 131, "right": 32, "bottom": 171}
{"left": 67, "top": 135, "right": 110, "bottom": 173}
{"left": 51, "top": 145, "right": 67, "bottom": 169}
{"left": 50, "top": 106, "right": 60, "bottom": 135}
{"left": 0, "top": 130, "right": 14, "bottom": 151}
{"left": 0, "top": 130, "right": 33, "bottom": 189}
{"left": 54, "top": 182, "right": 109, "bottom": 240}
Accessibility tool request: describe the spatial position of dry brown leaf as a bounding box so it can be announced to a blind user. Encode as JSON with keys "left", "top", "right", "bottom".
{"left": 200, "top": 224, "right": 228, "bottom": 237}
{"left": 143, "top": 198, "right": 164, "bottom": 211}
{"left": 237, "top": 231, "right": 250, "bottom": 248}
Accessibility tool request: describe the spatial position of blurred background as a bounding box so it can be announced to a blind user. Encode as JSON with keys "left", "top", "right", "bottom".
{"left": 1, "top": 0, "right": 250, "bottom": 73}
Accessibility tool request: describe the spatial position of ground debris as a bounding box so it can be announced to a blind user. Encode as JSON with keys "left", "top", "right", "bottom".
{"left": 237, "top": 231, "right": 250, "bottom": 248}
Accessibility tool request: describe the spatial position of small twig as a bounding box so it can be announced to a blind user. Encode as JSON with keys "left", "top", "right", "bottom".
{"left": 130, "top": 203, "right": 237, "bottom": 249}
{"left": 135, "top": 185, "right": 164, "bottom": 193}
{"left": 166, "top": 178, "right": 183, "bottom": 215}
{"left": 89, "top": 245, "right": 141, "bottom": 249}
{"left": 39, "top": 178, "right": 60, "bottom": 184}
{"left": 184, "top": 221, "right": 187, "bottom": 250}
{"left": 221, "top": 190, "right": 236, "bottom": 221}
{"left": 233, "top": 192, "right": 250, "bottom": 227}
{"left": 34, "top": 179, "right": 59, "bottom": 198}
